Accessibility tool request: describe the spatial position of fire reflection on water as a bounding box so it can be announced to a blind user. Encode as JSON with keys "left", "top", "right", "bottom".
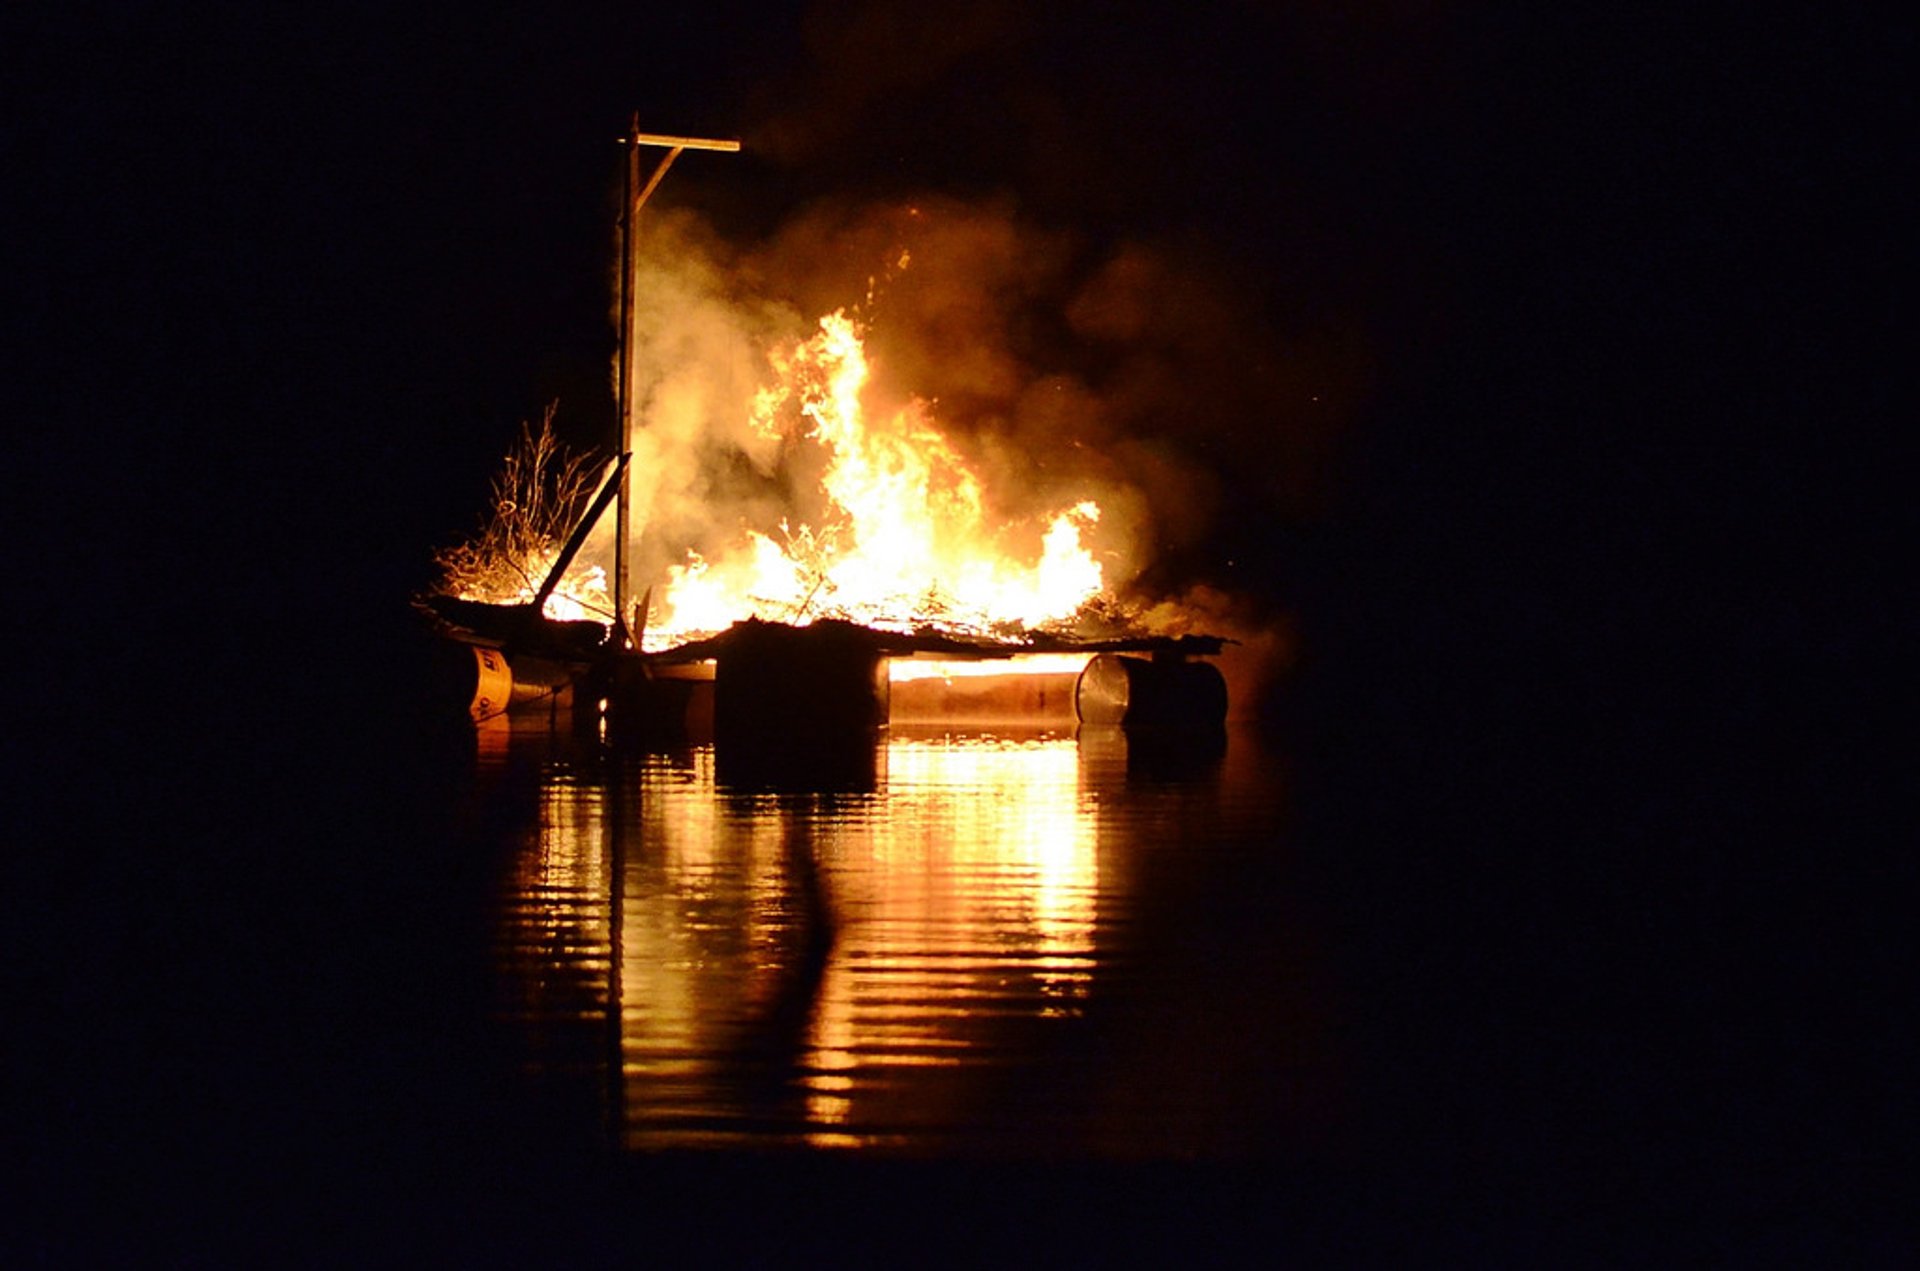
{"left": 489, "top": 734, "right": 613, "bottom": 1110}
{"left": 795, "top": 737, "right": 1096, "bottom": 1149}
{"left": 608, "top": 734, "right": 1102, "bottom": 1152}
{"left": 487, "top": 718, "right": 1302, "bottom": 1159}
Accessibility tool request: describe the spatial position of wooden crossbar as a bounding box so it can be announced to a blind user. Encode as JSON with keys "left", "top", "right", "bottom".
{"left": 623, "top": 132, "right": 741, "bottom": 152}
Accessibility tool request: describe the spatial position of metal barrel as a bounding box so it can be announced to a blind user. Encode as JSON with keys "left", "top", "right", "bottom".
{"left": 429, "top": 641, "right": 516, "bottom": 724}
{"left": 1074, "top": 654, "right": 1228, "bottom": 729}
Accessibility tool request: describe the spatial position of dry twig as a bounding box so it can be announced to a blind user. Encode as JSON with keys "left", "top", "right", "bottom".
{"left": 433, "top": 403, "right": 602, "bottom": 603}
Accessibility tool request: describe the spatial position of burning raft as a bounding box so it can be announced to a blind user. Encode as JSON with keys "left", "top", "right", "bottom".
{"left": 421, "top": 125, "right": 1232, "bottom": 737}
{"left": 421, "top": 600, "right": 1229, "bottom": 737}
{"left": 416, "top": 421, "right": 1233, "bottom": 736}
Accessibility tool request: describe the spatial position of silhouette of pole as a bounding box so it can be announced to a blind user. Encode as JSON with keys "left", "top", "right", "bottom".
{"left": 612, "top": 119, "right": 740, "bottom": 648}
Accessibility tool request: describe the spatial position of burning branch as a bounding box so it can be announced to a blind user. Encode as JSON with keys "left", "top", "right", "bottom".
{"left": 774, "top": 517, "right": 847, "bottom": 622}
{"left": 433, "top": 404, "right": 606, "bottom": 609}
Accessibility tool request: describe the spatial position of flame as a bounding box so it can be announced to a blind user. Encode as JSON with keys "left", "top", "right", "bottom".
{"left": 533, "top": 560, "right": 611, "bottom": 624}
{"left": 463, "top": 547, "right": 612, "bottom": 624}
{"left": 645, "top": 310, "right": 1105, "bottom": 649}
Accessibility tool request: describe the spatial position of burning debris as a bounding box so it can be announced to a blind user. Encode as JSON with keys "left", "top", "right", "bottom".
{"left": 645, "top": 306, "right": 1111, "bottom": 645}
{"left": 432, "top": 298, "right": 1137, "bottom": 650}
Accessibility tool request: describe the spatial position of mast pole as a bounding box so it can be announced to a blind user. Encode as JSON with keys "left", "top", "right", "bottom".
{"left": 610, "top": 119, "right": 739, "bottom": 651}
{"left": 614, "top": 115, "right": 639, "bottom": 648}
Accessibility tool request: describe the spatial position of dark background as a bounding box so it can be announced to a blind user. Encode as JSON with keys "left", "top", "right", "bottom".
{"left": 8, "top": 2, "right": 1895, "bottom": 1261}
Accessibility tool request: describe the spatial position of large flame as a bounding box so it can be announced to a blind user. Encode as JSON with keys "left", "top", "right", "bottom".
{"left": 643, "top": 309, "right": 1104, "bottom": 649}
{"left": 452, "top": 310, "right": 1113, "bottom": 645}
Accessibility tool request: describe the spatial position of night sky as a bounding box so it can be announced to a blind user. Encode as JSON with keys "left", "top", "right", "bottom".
{"left": 11, "top": 1, "right": 1892, "bottom": 1259}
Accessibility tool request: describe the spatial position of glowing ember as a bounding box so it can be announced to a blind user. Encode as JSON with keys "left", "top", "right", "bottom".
{"left": 643, "top": 310, "right": 1106, "bottom": 649}
{"left": 515, "top": 553, "right": 612, "bottom": 625}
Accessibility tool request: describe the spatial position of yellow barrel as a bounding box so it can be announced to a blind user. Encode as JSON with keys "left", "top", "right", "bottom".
{"left": 468, "top": 645, "right": 514, "bottom": 723}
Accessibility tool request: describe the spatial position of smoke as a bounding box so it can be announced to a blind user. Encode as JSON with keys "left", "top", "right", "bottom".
{"left": 606, "top": 0, "right": 1382, "bottom": 709}
{"left": 617, "top": 193, "right": 1342, "bottom": 614}
{"left": 1132, "top": 584, "right": 1299, "bottom": 724}
{"left": 619, "top": 209, "right": 807, "bottom": 590}
{"left": 726, "top": 0, "right": 1393, "bottom": 533}
{"left": 747, "top": 0, "right": 1034, "bottom": 173}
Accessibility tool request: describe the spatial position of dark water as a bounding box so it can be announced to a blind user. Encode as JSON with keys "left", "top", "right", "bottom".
{"left": 474, "top": 718, "right": 1332, "bottom": 1163}
{"left": 19, "top": 621, "right": 1871, "bottom": 1261}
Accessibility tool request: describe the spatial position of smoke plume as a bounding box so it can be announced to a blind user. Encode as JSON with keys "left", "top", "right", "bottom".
{"left": 615, "top": 193, "right": 1347, "bottom": 618}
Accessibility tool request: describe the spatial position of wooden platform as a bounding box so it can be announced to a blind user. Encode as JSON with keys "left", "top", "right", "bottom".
{"left": 646, "top": 616, "right": 1227, "bottom": 664}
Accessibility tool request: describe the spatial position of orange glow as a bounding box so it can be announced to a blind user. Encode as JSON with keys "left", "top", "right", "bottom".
{"left": 458, "top": 545, "right": 612, "bottom": 624}
{"left": 886, "top": 653, "right": 1092, "bottom": 682}
{"left": 799, "top": 736, "right": 1097, "bottom": 1144}
{"left": 595, "top": 736, "right": 1100, "bottom": 1151}
{"left": 645, "top": 311, "right": 1106, "bottom": 649}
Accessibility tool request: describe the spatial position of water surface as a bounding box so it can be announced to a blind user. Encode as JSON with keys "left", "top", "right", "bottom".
{"left": 478, "top": 719, "right": 1330, "bottom": 1161}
